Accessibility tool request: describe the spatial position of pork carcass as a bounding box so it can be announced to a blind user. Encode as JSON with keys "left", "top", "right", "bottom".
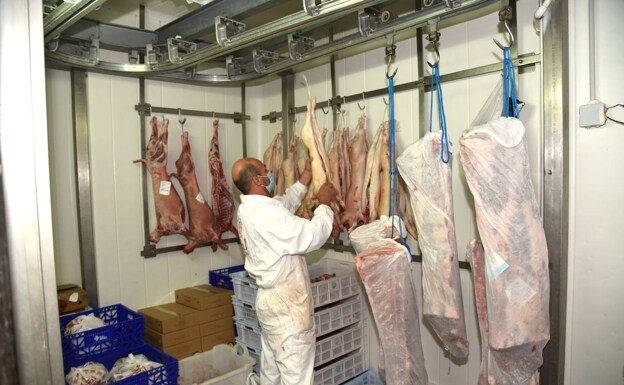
{"left": 133, "top": 117, "right": 188, "bottom": 243}
{"left": 173, "top": 131, "right": 224, "bottom": 253}
{"left": 396, "top": 132, "right": 469, "bottom": 358}
{"left": 466, "top": 239, "right": 488, "bottom": 385}
{"left": 459, "top": 117, "right": 550, "bottom": 384}
{"left": 263, "top": 132, "right": 283, "bottom": 196}
{"left": 327, "top": 128, "right": 343, "bottom": 198}
{"left": 354, "top": 238, "right": 429, "bottom": 385}
{"left": 281, "top": 136, "right": 300, "bottom": 190}
{"left": 361, "top": 122, "right": 386, "bottom": 222}
{"left": 209, "top": 120, "right": 239, "bottom": 246}
{"left": 340, "top": 126, "right": 351, "bottom": 198}
{"left": 341, "top": 115, "right": 369, "bottom": 232}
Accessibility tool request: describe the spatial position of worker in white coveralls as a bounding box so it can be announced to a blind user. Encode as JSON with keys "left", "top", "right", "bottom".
{"left": 232, "top": 156, "right": 337, "bottom": 385}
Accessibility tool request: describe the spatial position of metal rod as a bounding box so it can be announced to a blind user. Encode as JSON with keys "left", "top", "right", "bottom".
{"left": 281, "top": 73, "right": 295, "bottom": 158}
{"left": 145, "top": 106, "right": 250, "bottom": 121}
{"left": 141, "top": 238, "right": 241, "bottom": 258}
{"left": 71, "top": 68, "right": 99, "bottom": 308}
{"left": 262, "top": 52, "right": 541, "bottom": 120}
{"left": 241, "top": 82, "right": 248, "bottom": 157}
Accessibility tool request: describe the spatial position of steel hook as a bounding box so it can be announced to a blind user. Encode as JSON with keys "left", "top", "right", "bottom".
{"left": 493, "top": 7, "right": 515, "bottom": 50}
{"left": 178, "top": 108, "right": 187, "bottom": 124}
{"left": 383, "top": 97, "right": 389, "bottom": 106}
{"left": 386, "top": 57, "right": 398, "bottom": 79}
{"left": 320, "top": 99, "right": 331, "bottom": 115}
{"left": 357, "top": 92, "right": 366, "bottom": 111}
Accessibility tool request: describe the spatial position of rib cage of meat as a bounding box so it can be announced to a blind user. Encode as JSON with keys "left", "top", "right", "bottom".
{"left": 133, "top": 117, "right": 188, "bottom": 243}
{"left": 209, "top": 120, "right": 238, "bottom": 247}
{"left": 459, "top": 117, "right": 550, "bottom": 385}
{"left": 174, "top": 131, "right": 223, "bottom": 253}
{"left": 354, "top": 238, "right": 429, "bottom": 385}
{"left": 396, "top": 132, "right": 469, "bottom": 358}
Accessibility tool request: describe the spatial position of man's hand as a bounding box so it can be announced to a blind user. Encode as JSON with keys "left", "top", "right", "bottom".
{"left": 316, "top": 182, "right": 337, "bottom": 206}
{"left": 298, "top": 157, "right": 313, "bottom": 186}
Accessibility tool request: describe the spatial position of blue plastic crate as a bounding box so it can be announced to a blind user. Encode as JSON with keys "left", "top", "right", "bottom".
{"left": 209, "top": 264, "right": 245, "bottom": 290}
{"left": 64, "top": 343, "right": 178, "bottom": 385}
{"left": 60, "top": 304, "right": 144, "bottom": 366}
{"left": 340, "top": 371, "right": 385, "bottom": 385}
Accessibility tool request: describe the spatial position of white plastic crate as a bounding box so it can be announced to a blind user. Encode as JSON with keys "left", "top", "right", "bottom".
{"left": 234, "top": 320, "right": 262, "bottom": 352}
{"left": 232, "top": 298, "right": 259, "bottom": 325}
{"left": 341, "top": 371, "right": 385, "bottom": 385}
{"left": 309, "top": 259, "right": 362, "bottom": 308}
{"left": 313, "top": 350, "right": 368, "bottom": 385}
{"left": 178, "top": 343, "right": 255, "bottom": 385}
{"left": 314, "top": 320, "right": 366, "bottom": 367}
{"left": 230, "top": 259, "right": 361, "bottom": 309}
{"left": 315, "top": 295, "right": 363, "bottom": 338}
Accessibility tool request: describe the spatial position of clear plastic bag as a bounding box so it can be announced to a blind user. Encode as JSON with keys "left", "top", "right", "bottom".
{"left": 348, "top": 215, "right": 405, "bottom": 255}
{"left": 64, "top": 313, "right": 106, "bottom": 336}
{"left": 105, "top": 353, "right": 162, "bottom": 383}
{"left": 471, "top": 77, "right": 504, "bottom": 128}
{"left": 65, "top": 362, "right": 108, "bottom": 385}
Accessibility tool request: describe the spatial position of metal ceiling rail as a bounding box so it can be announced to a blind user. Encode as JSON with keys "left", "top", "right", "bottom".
{"left": 45, "top": 0, "right": 388, "bottom": 73}
{"left": 44, "top": 0, "right": 110, "bottom": 42}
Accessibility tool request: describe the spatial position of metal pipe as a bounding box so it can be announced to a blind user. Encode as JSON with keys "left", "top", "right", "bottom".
{"left": 588, "top": 0, "right": 596, "bottom": 100}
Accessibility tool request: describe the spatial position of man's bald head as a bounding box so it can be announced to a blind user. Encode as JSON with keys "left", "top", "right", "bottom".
{"left": 232, "top": 158, "right": 264, "bottom": 194}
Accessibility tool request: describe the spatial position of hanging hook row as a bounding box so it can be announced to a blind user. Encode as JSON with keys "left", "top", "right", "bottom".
{"left": 493, "top": 6, "right": 514, "bottom": 50}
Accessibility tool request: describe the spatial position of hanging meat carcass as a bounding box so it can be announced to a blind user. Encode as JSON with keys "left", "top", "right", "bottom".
{"left": 281, "top": 136, "right": 300, "bottom": 190}
{"left": 173, "top": 131, "right": 225, "bottom": 253}
{"left": 208, "top": 120, "right": 239, "bottom": 246}
{"left": 361, "top": 122, "right": 386, "bottom": 222}
{"left": 133, "top": 117, "right": 188, "bottom": 243}
{"left": 352, "top": 235, "right": 429, "bottom": 385}
{"left": 396, "top": 132, "right": 469, "bottom": 358}
{"left": 341, "top": 114, "right": 369, "bottom": 232}
{"left": 459, "top": 117, "right": 550, "bottom": 385}
{"left": 263, "top": 132, "right": 283, "bottom": 196}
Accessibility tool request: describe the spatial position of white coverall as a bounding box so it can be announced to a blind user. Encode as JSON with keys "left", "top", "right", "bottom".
{"left": 236, "top": 181, "right": 333, "bottom": 385}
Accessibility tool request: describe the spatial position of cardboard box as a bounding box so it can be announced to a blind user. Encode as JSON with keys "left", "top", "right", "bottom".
{"left": 201, "top": 327, "right": 235, "bottom": 352}
{"left": 199, "top": 316, "right": 233, "bottom": 337}
{"left": 143, "top": 325, "right": 200, "bottom": 349}
{"left": 138, "top": 303, "right": 200, "bottom": 334}
{"left": 196, "top": 303, "right": 233, "bottom": 325}
{"left": 57, "top": 284, "right": 88, "bottom": 315}
{"left": 162, "top": 339, "right": 202, "bottom": 360}
{"left": 175, "top": 284, "right": 233, "bottom": 310}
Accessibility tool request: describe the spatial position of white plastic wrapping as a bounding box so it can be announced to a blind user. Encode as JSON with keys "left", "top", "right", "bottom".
{"left": 460, "top": 117, "right": 550, "bottom": 385}
{"left": 65, "top": 362, "right": 108, "bottom": 385}
{"left": 355, "top": 239, "right": 428, "bottom": 385}
{"left": 396, "top": 132, "right": 468, "bottom": 358}
{"left": 64, "top": 313, "right": 106, "bottom": 335}
{"left": 105, "top": 353, "right": 162, "bottom": 383}
{"left": 348, "top": 215, "right": 405, "bottom": 255}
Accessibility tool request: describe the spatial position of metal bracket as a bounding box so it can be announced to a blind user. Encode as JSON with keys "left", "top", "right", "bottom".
{"left": 358, "top": 8, "right": 396, "bottom": 37}
{"left": 267, "top": 111, "right": 280, "bottom": 123}
{"left": 444, "top": 0, "right": 462, "bottom": 8}
{"left": 303, "top": 0, "right": 320, "bottom": 16}
{"left": 128, "top": 49, "right": 139, "bottom": 64}
{"left": 226, "top": 55, "right": 242, "bottom": 78}
{"left": 81, "top": 36, "right": 99, "bottom": 64}
{"left": 253, "top": 49, "right": 280, "bottom": 73}
{"left": 215, "top": 16, "right": 245, "bottom": 47}
{"left": 167, "top": 37, "right": 197, "bottom": 64}
{"left": 141, "top": 244, "right": 157, "bottom": 258}
{"left": 184, "top": 66, "right": 197, "bottom": 79}
{"left": 232, "top": 112, "right": 245, "bottom": 124}
{"left": 145, "top": 43, "right": 166, "bottom": 66}
{"left": 499, "top": 4, "right": 513, "bottom": 22}
{"left": 135, "top": 103, "right": 152, "bottom": 115}
{"left": 288, "top": 33, "right": 315, "bottom": 60}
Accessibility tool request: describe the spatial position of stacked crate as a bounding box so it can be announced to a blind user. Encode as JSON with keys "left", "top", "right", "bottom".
{"left": 231, "top": 259, "right": 368, "bottom": 385}
{"left": 139, "top": 285, "right": 235, "bottom": 359}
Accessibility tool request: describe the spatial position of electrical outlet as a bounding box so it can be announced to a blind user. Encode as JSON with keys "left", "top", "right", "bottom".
{"left": 579, "top": 100, "right": 606, "bottom": 128}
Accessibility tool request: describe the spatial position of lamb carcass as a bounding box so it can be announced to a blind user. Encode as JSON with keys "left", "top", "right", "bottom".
{"left": 281, "top": 136, "right": 300, "bottom": 190}
{"left": 396, "top": 132, "right": 469, "bottom": 358}
{"left": 263, "top": 132, "right": 283, "bottom": 196}
{"left": 459, "top": 117, "right": 550, "bottom": 384}
{"left": 209, "top": 120, "right": 238, "bottom": 247}
{"left": 354, "top": 237, "right": 429, "bottom": 385}
{"left": 173, "top": 131, "right": 224, "bottom": 253}
{"left": 361, "top": 122, "right": 386, "bottom": 222}
{"left": 341, "top": 115, "right": 369, "bottom": 232}
{"left": 133, "top": 117, "right": 188, "bottom": 243}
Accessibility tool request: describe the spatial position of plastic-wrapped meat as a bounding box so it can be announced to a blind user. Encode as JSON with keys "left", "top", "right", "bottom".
{"left": 209, "top": 120, "right": 239, "bottom": 246}
{"left": 354, "top": 238, "right": 428, "bottom": 385}
{"left": 459, "top": 117, "right": 550, "bottom": 385}
{"left": 133, "top": 117, "right": 188, "bottom": 243}
{"left": 396, "top": 132, "right": 468, "bottom": 358}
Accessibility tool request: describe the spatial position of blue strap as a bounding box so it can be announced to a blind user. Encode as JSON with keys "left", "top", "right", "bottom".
{"left": 502, "top": 47, "right": 519, "bottom": 118}
{"left": 428, "top": 63, "right": 450, "bottom": 164}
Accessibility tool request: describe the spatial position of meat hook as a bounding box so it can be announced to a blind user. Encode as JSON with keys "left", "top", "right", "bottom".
{"left": 493, "top": 7, "right": 515, "bottom": 50}
{"left": 357, "top": 92, "right": 366, "bottom": 111}
{"left": 320, "top": 99, "right": 331, "bottom": 115}
{"left": 178, "top": 108, "right": 186, "bottom": 132}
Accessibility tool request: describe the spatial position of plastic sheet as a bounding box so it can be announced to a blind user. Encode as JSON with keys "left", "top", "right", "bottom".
{"left": 397, "top": 133, "right": 468, "bottom": 358}
{"left": 65, "top": 362, "right": 107, "bottom": 385}
{"left": 460, "top": 117, "right": 550, "bottom": 385}
{"left": 348, "top": 215, "right": 404, "bottom": 255}
{"left": 354, "top": 239, "right": 428, "bottom": 385}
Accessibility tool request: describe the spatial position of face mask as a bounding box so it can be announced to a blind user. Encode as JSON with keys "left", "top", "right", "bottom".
{"left": 263, "top": 171, "right": 275, "bottom": 194}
